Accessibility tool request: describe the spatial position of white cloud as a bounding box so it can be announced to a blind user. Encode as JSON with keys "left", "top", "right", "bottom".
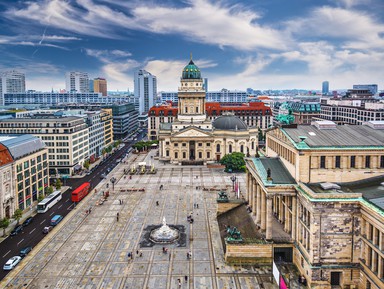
{"left": 5, "top": 0, "right": 287, "bottom": 51}
{"left": 334, "top": 0, "right": 371, "bottom": 8}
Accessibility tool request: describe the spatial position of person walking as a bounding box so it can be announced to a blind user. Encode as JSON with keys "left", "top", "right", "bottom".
{"left": 184, "top": 275, "right": 188, "bottom": 283}
{"left": 116, "top": 212, "right": 119, "bottom": 222}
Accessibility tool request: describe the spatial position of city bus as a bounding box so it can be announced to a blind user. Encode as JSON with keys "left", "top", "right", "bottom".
{"left": 37, "top": 190, "right": 62, "bottom": 213}
{"left": 71, "top": 182, "right": 91, "bottom": 203}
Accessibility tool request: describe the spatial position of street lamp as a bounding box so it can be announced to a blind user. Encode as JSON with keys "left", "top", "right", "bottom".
{"left": 110, "top": 177, "right": 116, "bottom": 191}
{"left": 230, "top": 175, "right": 237, "bottom": 192}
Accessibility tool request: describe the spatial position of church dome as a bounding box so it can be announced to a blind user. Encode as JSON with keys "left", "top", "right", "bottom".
{"left": 212, "top": 115, "right": 248, "bottom": 131}
{"left": 182, "top": 59, "right": 201, "bottom": 79}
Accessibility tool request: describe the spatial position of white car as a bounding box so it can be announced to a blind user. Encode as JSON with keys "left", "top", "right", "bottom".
{"left": 3, "top": 256, "right": 22, "bottom": 270}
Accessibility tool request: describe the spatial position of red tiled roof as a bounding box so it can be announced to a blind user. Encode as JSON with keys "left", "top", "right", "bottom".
{"left": 0, "top": 143, "right": 14, "bottom": 167}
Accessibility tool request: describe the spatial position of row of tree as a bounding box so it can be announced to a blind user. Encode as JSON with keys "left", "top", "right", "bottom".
{"left": 132, "top": 140, "right": 159, "bottom": 152}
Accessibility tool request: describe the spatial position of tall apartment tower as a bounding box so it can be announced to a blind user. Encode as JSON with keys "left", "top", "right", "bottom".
{"left": 322, "top": 81, "right": 329, "bottom": 95}
{"left": 94, "top": 77, "right": 107, "bottom": 96}
{"left": 0, "top": 70, "right": 26, "bottom": 105}
{"left": 66, "top": 71, "right": 89, "bottom": 93}
{"left": 134, "top": 70, "right": 157, "bottom": 114}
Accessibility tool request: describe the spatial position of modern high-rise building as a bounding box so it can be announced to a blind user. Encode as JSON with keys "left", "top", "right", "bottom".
{"left": 0, "top": 70, "right": 26, "bottom": 105}
{"left": 65, "top": 71, "right": 89, "bottom": 93}
{"left": 353, "top": 84, "right": 378, "bottom": 95}
{"left": 322, "top": 81, "right": 329, "bottom": 95}
{"left": 94, "top": 77, "right": 107, "bottom": 96}
{"left": 134, "top": 70, "right": 157, "bottom": 114}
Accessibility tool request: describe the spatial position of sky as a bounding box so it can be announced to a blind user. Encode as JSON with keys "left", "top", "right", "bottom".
{"left": 0, "top": 0, "right": 383, "bottom": 92}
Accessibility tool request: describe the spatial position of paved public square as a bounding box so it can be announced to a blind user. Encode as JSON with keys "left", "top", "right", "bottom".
{"left": 1, "top": 151, "right": 277, "bottom": 289}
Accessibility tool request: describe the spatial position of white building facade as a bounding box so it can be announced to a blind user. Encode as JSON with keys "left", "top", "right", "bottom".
{"left": 134, "top": 70, "right": 157, "bottom": 114}
{"left": 0, "top": 70, "right": 25, "bottom": 105}
{"left": 66, "top": 71, "right": 90, "bottom": 93}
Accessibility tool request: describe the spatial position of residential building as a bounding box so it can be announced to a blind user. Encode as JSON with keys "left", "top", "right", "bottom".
{"left": 0, "top": 135, "right": 49, "bottom": 212}
{"left": 138, "top": 112, "right": 148, "bottom": 128}
{"left": 65, "top": 71, "right": 89, "bottom": 93}
{"left": 0, "top": 117, "right": 89, "bottom": 176}
{"left": 108, "top": 103, "right": 139, "bottom": 140}
{"left": 94, "top": 77, "right": 107, "bottom": 96}
{"left": 160, "top": 89, "right": 249, "bottom": 103}
{"left": 149, "top": 101, "right": 272, "bottom": 140}
{"left": 353, "top": 84, "right": 378, "bottom": 95}
{"left": 100, "top": 108, "right": 114, "bottom": 147}
{"left": 0, "top": 70, "right": 25, "bottom": 105}
{"left": 319, "top": 98, "right": 384, "bottom": 125}
{"left": 245, "top": 120, "right": 384, "bottom": 289}
{"left": 3, "top": 91, "right": 133, "bottom": 105}
{"left": 322, "top": 81, "right": 329, "bottom": 95}
{"left": 134, "top": 70, "right": 157, "bottom": 114}
{"left": 158, "top": 57, "right": 259, "bottom": 164}
{"left": 0, "top": 142, "right": 15, "bottom": 219}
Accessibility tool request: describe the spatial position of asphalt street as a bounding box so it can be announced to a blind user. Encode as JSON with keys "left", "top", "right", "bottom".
{"left": 0, "top": 129, "right": 147, "bottom": 280}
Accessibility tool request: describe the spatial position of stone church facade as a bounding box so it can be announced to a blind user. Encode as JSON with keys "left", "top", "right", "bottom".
{"left": 158, "top": 58, "right": 259, "bottom": 164}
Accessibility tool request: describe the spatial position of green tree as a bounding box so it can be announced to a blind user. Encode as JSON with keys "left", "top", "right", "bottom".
{"left": 84, "top": 160, "right": 90, "bottom": 170}
{"left": 0, "top": 218, "right": 10, "bottom": 237}
{"left": 220, "top": 152, "right": 246, "bottom": 172}
{"left": 55, "top": 179, "right": 62, "bottom": 190}
{"left": 101, "top": 148, "right": 107, "bottom": 158}
{"left": 12, "top": 209, "right": 23, "bottom": 225}
{"left": 38, "top": 192, "right": 45, "bottom": 202}
{"left": 46, "top": 185, "right": 54, "bottom": 195}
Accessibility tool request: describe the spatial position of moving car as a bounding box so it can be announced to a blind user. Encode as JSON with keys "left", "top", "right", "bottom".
{"left": 50, "top": 215, "right": 63, "bottom": 226}
{"left": 19, "top": 246, "right": 33, "bottom": 257}
{"left": 3, "top": 256, "right": 22, "bottom": 270}
{"left": 10, "top": 225, "right": 23, "bottom": 236}
{"left": 22, "top": 217, "right": 33, "bottom": 227}
{"left": 42, "top": 226, "right": 52, "bottom": 234}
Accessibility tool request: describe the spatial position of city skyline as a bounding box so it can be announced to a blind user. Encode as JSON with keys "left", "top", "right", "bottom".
{"left": 0, "top": 0, "right": 383, "bottom": 92}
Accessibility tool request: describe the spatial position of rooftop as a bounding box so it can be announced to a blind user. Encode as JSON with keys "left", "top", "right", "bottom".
{"left": 251, "top": 157, "right": 296, "bottom": 185}
{"left": 0, "top": 134, "right": 45, "bottom": 160}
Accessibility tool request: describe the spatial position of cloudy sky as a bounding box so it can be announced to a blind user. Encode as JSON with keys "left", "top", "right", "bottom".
{"left": 0, "top": 0, "right": 383, "bottom": 92}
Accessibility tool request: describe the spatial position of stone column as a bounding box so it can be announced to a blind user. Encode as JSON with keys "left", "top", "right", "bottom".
{"left": 256, "top": 185, "right": 261, "bottom": 224}
{"left": 261, "top": 190, "right": 266, "bottom": 231}
{"left": 291, "top": 196, "right": 297, "bottom": 241}
{"left": 266, "top": 196, "right": 273, "bottom": 240}
{"left": 252, "top": 181, "right": 257, "bottom": 216}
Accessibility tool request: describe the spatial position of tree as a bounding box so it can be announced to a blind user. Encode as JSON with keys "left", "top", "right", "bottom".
{"left": 0, "top": 218, "right": 10, "bottom": 237}
{"left": 38, "top": 192, "right": 45, "bottom": 202}
{"left": 83, "top": 160, "right": 90, "bottom": 170}
{"left": 13, "top": 209, "right": 23, "bottom": 225}
{"left": 46, "top": 185, "right": 54, "bottom": 195}
{"left": 55, "top": 179, "right": 62, "bottom": 190}
{"left": 220, "top": 152, "right": 246, "bottom": 172}
{"left": 101, "top": 148, "right": 107, "bottom": 158}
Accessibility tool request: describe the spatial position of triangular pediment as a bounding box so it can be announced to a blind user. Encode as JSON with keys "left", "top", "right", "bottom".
{"left": 173, "top": 127, "right": 212, "bottom": 138}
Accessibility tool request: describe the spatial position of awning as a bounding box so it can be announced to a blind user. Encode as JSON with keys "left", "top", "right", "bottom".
{"left": 74, "top": 164, "right": 82, "bottom": 170}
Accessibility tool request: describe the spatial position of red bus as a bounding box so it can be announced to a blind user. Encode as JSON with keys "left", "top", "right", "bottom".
{"left": 71, "top": 182, "right": 91, "bottom": 202}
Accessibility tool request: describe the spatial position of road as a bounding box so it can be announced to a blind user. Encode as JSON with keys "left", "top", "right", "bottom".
{"left": 0, "top": 129, "right": 147, "bottom": 280}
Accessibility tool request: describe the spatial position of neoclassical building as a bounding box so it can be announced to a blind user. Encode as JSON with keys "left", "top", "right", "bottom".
{"left": 245, "top": 120, "right": 384, "bottom": 289}
{"left": 158, "top": 58, "right": 259, "bottom": 164}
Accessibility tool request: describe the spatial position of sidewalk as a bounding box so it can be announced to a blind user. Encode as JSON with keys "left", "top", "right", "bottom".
{"left": 0, "top": 186, "right": 71, "bottom": 243}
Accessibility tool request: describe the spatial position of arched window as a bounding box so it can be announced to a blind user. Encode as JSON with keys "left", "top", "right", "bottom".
{"left": 175, "top": 152, "right": 178, "bottom": 159}
{"left": 183, "top": 152, "right": 186, "bottom": 158}
{"left": 240, "top": 145, "right": 244, "bottom": 153}
{"left": 185, "top": 107, "right": 188, "bottom": 113}
{"left": 251, "top": 141, "right": 254, "bottom": 150}
{"left": 216, "top": 144, "right": 220, "bottom": 153}
{"left": 229, "top": 144, "right": 232, "bottom": 153}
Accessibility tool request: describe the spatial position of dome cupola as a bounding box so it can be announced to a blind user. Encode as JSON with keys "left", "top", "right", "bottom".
{"left": 182, "top": 58, "right": 201, "bottom": 79}
{"left": 212, "top": 115, "right": 248, "bottom": 131}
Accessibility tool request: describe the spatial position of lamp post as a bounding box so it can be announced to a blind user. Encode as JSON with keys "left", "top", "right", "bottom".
{"left": 110, "top": 177, "right": 116, "bottom": 191}
{"left": 230, "top": 175, "right": 237, "bottom": 192}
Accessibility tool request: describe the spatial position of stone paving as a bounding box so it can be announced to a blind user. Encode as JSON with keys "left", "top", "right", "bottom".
{"left": 1, "top": 151, "right": 277, "bottom": 289}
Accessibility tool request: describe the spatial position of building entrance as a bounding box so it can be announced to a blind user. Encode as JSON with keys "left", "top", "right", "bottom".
{"left": 5, "top": 205, "right": 10, "bottom": 219}
{"left": 330, "top": 272, "right": 341, "bottom": 286}
{"left": 189, "top": 141, "right": 195, "bottom": 160}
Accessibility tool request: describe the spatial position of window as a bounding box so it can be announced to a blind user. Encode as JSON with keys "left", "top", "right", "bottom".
{"left": 240, "top": 145, "right": 244, "bottom": 153}
{"left": 185, "top": 107, "right": 188, "bottom": 113}
{"left": 216, "top": 144, "right": 220, "bottom": 153}
{"left": 320, "top": 156, "right": 326, "bottom": 168}
{"left": 183, "top": 152, "right": 186, "bottom": 158}
{"left": 182, "top": 143, "right": 186, "bottom": 147}
{"left": 207, "top": 152, "right": 210, "bottom": 158}
{"left": 206, "top": 143, "right": 210, "bottom": 147}
{"left": 251, "top": 141, "right": 254, "bottom": 150}
{"left": 198, "top": 143, "right": 202, "bottom": 147}
{"left": 335, "top": 156, "right": 341, "bottom": 168}
{"left": 199, "top": 152, "right": 202, "bottom": 158}
{"left": 229, "top": 144, "right": 232, "bottom": 153}
{"left": 174, "top": 143, "right": 178, "bottom": 147}
{"left": 166, "top": 141, "right": 170, "bottom": 145}
{"left": 380, "top": 156, "right": 384, "bottom": 168}
{"left": 365, "top": 156, "right": 371, "bottom": 168}
{"left": 196, "top": 107, "right": 198, "bottom": 113}
{"left": 175, "top": 152, "right": 178, "bottom": 158}
{"left": 166, "top": 150, "right": 169, "bottom": 157}
{"left": 350, "top": 156, "right": 356, "bottom": 168}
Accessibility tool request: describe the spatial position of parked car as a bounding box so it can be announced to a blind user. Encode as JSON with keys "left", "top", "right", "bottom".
{"left": 42, "top": 226, "right": 53, "bottom": 234}
{"left": 19, "top": 246, "right": 33, "bottom": 257}
{"left": 10, "top": 225, "right": 23, "bottom": 236}
{"left": 50, "top": 215, "right": 63, "bottom": 226}
{"left": 3, "top": 256, "right": 22, "bottom": 270}
{"left": 22, "top": 217, "right": 33, "bottom": 227}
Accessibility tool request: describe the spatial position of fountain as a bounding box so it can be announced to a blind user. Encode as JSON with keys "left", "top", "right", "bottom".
{"left": 149, "top": 217, "right": 179, "bottom": 244}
